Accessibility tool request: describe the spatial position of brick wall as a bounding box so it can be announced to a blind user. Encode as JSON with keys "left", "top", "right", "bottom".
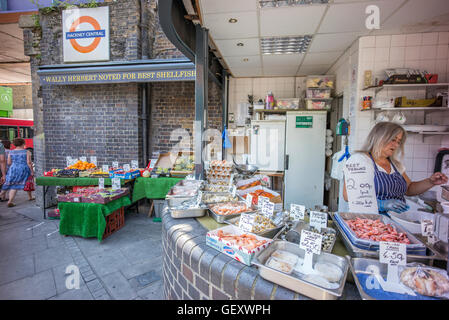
{"left": 149, "top": 80, "right": 223, "bottom": 158}
{"left": 42, "top": 83, "right": 141, "bottom": 169}
{"left": 161, "top": 207, "right": 306, "bottom": 300}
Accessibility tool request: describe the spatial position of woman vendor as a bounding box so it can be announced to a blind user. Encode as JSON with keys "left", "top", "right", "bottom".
{"left": 343, "top": 121, "right": 448, "bottom": 214}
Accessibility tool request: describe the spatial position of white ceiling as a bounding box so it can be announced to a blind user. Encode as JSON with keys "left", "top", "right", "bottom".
{"left": 198, "top": 0, "right": 449, "bottom": 78}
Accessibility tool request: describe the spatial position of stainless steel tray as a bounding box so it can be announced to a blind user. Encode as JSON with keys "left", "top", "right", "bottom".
{"left": 252, "top": 240, "right": 349, "bottom": 300}
{"left": 207, "top": 201, "right": 254, "bottom": 224}
{"left": 331, "top": 213, "right": 443, "bottom": 263}
{"left": 224, "top": 215, "right": 284, "bottom": 239}
{"left": 176, "top": 179, "right": 204, "bottom": 188}
{"left": 170, "top": 207, "right": 207, "bottom": 219}
{"left": 334, "top": 212, "right": 427, "bottom": 252}
{"left": 347, "top": 256, "right": 448, "bottom": 300}
{"left": 275, "top": 221, "right": 337, "bottom": 253}
{"left": 202, "top": 192, "right": 239, "bottom": 205}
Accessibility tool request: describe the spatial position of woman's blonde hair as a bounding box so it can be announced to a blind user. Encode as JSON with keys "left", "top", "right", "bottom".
{"left": 359, "top": 122, "right": 407, "bottom": 170}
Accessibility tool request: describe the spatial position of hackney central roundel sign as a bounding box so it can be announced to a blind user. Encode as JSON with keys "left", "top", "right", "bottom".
{"left": 67, "top": 16, "right": 104, "bottom": 53}
{"left": 63, "top": 7, "right": 109, "bottom": 62}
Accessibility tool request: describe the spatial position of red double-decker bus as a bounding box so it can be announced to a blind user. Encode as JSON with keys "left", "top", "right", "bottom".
{"left": 0, "top": 117, "right": 34, "bottom": 150}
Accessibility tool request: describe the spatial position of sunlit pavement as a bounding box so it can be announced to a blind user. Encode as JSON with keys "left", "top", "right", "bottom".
{"left": 0, "top": 192, "right": 164, "bottom": 300}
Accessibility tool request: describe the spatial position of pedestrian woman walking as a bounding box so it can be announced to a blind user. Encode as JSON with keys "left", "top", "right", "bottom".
{"left": 0, "top": 138, "right": 34, "bottom": 207}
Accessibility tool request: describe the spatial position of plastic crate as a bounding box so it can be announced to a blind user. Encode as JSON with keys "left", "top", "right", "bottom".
{"left": 306, "top": 75, "right": 335, "bottom": 89}
{"left": 306, "top": 88, "right": 331, "bottom": 99}
{"left": 306, "top": 99, "right": 331, "bottom": 110}
{"left": 102, "top": 207, "right": 125, "bottom": 240}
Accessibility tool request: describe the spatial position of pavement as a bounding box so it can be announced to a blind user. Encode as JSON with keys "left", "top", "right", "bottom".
{"left": 0, "top": 191, "right": 164, "bottom": 300}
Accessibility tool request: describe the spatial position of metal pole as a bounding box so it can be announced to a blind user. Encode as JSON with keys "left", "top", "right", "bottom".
{"left": 194, "top": 25, "right": 208, "bottom": 179}
{"left": 141, "top": 83, "right": 148, "bottom": 167}
{"left": 221, "top": 69, "right": 228, "bottom": 160}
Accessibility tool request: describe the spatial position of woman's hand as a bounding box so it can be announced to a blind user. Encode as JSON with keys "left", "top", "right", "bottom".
{"left": 429, "top": 172, "right": 448, "bottom": 186}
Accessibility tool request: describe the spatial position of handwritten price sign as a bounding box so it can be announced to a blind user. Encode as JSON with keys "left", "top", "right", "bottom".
{"left": 309, "top": 211, "right": 327, "bottom": 232}
{"left": 261, "top": 201, "right": 275, "bottom": 219}
{"left": 380, "top": 242, "right": 406, "bottom": 266}
{"left": 300, "top": 229, "right": 322, "bottom": 255}
{"left": 239, "top": 213, "right": 255, "bottom": 233}
{"left": 111, "top": 178, "right": 121, "bottom": 191}
{"left": 290, "top": 204, "right": 305, "bottom": 221}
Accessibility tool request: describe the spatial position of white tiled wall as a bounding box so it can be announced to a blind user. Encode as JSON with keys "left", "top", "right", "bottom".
{"left": 356, "top": 32, "right": 449, "bottom": 188}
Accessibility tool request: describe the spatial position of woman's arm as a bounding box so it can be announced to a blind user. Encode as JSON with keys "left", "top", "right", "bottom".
{"left": 405, "top": 172, "right": 448, "bottom": 196}
{"left": 343, "top": 179, "right": 348, "bottom": 201}
{"left": 7, "top": 154, "right": 11, "bottom": 166}
{"left": 27, "top": 151, "right": 34, "bottom": 176}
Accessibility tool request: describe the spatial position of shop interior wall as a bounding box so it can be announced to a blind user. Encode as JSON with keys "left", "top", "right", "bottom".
{"left": 332, "top": 32, "right": 449, "bottom": 196}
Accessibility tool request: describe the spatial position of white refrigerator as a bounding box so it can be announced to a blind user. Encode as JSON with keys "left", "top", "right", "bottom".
{"left": 249, "top": 120, "right": 285, "bottom": 171}
{"left": 284, "top": 111, "right": 326, "bottom": 210}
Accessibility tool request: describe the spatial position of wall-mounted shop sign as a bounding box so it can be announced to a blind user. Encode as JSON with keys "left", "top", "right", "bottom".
{"left": 39, "top": 69, "right": 196, "bottom": 85}
{"left": 296, "top": 116, "right": 313, "bottom": 128}
{"left": 63, "top": 7, "right": 110, "bottom": 63}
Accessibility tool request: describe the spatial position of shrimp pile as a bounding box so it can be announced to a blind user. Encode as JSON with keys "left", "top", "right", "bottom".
{"left": 209, "top": 202, "right": 251, "bottom": 215}
{"left": 217, "top": 230, "right": 267, "bottom": 251}
{"left": 345, "top": 218, "right": 411, "bottom": 244}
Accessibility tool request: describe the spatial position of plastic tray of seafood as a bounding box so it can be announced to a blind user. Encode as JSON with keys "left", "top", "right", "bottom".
{"left": 333, "top": 212, "right": 426, "bottom": 255}
{"left": 275, "top": 221, "right": 336, "bottom": 253}
{"left": 203, "top": 184, "right": 230, "bottom": 193}
{"left": 202, "top": 192, "right": 239, "bottom": 205}
{"left": 332, "top": 214, "right": 441, "bottom": 262}
{"left": 224, "top": 214, "right": 284, "bottom": 239}
{"left": 252, "top": 240, "right": 349, "bottom": 300}
{"left": 206, "top": 225, "right": 273, "bottom": 266}
{"left": 208, "top": 201, "right": 255, "bottom": 223}
{"left": 348, "top": 256, "right": 449, "bottom": 300}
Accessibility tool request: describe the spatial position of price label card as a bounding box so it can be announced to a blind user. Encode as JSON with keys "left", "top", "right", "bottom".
{"left": 309, "top": 211, "right": 328, "bottom": 232}
{"left": 80, "top": 156, "right": 87, "bottom": 162}
{"left": 239, "top": 213, "right": 255, "bottom": 233}
{"left": 66, "top": 156, "right": 72, "bottom": 167}
{"left": 195, "top": 191, "right": 203, "bottom": 207}
{"left": 231, "top": 185, "right": 237, "bottom": 197}
{"left": 258, "top": 196, "right": 269, "bottom": 210}
{"left": 290, "top": 204, "right": 306, "bottom": 221}
{"left": 112, "top": 161, "right": 119, "bottom": 169}
{"left": 300, "top": 229, "right": 322, "bottom": 273}
{"left": 73, "top": 197, "right": 80, "bottom": 203}
{"left": 228, "top": 174, "right": 235, "bottom": 190}
{"left": 380, "top": 241, "right": 406, "bottom": 285}
{"left": 102, "top": 165, "right": 109, "bottom": 172}
{"left": 111, "top": 178, "right": 121, "bottom": 190}
{"left": 262, "top": 201, "right": 275, "bottom": 219}
{"left": 380, "top": 242, "right": 406, "bottom": 267}
{"left": 131, "top": 160, "right": 139, "bottom": 170}
{"left": 149, "top": 159, "right": 157, "bottom": 169}
{"left": 90, "top": 156, "right": 97, "bottom": 166}
{"left": 421, "top": 219, "right": 434, "bottom": 237}
{"left": 98, "top": 178, "right": 105, "bottom": 190}
{"left": 246, "top": 193, "right": 253, "bottom": 208}
{"left": 123, "top": 164, "right": 131, "bottom": 172}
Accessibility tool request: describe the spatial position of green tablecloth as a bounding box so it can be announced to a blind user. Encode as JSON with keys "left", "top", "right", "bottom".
{"left": 36, "top": 176, "right": 132, "bottom": 186}
{"left": 58, "top": 196, "right": 131, "bottom": 241}
{"left": 132, "top": 177, "right": 182, "bottom": 202}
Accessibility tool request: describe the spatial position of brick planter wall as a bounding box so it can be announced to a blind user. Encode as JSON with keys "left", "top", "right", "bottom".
{"left": 161, "top": 206, "right": 309, "bottom": 300}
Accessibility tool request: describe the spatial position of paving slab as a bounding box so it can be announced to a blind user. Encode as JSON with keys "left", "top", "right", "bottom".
{"left": 120, "top": 238, "right": 162, "bottom": 265}
{"left": 49, "top": 286, "right": 94, "bottom": 300}
{"left": 0, "top": 255, "right": 35, "bottom": 286}
{"left": 86, "top": 249, "right": 132, "bottom": 277}
{"left": 101, "top": 271, "right": 137, "bottom": 300}
{"left": 34, "top": 246, "right": 74, "bottom": 273}
{"left": 0, "top": 270, "right": 57, "bottom": 300}
{"left": 52, "top": 263, "right": 87, "bottom": 295}
{"left": 137, "top": 279, "right": 164, "bottom": 300}
{"left": 120, "top": 260, "right": 163, "bottom": 280}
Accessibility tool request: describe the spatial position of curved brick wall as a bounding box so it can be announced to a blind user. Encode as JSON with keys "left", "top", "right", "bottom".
{"left": 161, "top": 207, "right": 311, "bottom": 300}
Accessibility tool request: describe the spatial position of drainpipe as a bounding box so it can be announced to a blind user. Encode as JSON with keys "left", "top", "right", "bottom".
{"left": 141, "top": 83, "right": 148, "bottom": 167}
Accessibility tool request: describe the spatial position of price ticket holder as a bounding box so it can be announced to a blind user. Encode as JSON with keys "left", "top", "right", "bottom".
{"left": 309, "top": 211, "right": 327, "bottom": 232}
{"left": 290, "top": 204, "right": 306, "bottom": 221}
{"left": 261, "top": 201, "right": 275, "bottom": 219}
{"left": 239, "top": 213, "right": 256, "bottom": 233}
{"left": 376, "top": 242, "right": 416, "bottom": 295}
{"left": 299, "top": 229, "right": 322, "bottom": 274}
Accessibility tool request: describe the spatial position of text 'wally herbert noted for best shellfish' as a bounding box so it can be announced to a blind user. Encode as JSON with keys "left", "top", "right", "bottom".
{"left": 177, "top": 304, "right": 271, "bottom": 318}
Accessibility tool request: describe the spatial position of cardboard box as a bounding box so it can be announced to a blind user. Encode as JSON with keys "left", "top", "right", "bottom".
{"left": 109, "top": 169, "right": 141, "bottom": 179}
{"left": 155, "top": 152, "right": 177, "bottom": 169}
{"left": 206, "top": 225, "right": 273, "bottom": 266}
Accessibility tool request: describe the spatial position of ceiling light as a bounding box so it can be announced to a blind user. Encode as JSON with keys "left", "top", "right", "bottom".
{"left": 259, "top": 0, "right": 329, "bottom": 8}
{"left": 243, "top": 58, "right": 249, "bottom": 62}
{"left": 228, "top": 18, "right": 238, "bottom": 23}
{"left": 237, "top": 43, "right": 244, "bottom": 47}
{"left": 261, "top": 35, "right": 312, "bottom": 55}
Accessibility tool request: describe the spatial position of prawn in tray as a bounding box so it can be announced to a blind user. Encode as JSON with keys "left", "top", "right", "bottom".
{"left": 206, "top": 225, "right": 273, "bottom": 266}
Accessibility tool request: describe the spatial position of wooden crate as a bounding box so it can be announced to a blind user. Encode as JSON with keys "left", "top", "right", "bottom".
{"left": 102, "top": 207, "right": 125, "bottom": 240}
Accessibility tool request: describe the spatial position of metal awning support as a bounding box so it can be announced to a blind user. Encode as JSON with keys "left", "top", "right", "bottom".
{"left": 194, "top": 24, "right": 208, "bottom": 179}
{"left": 222, "top": 69, "right": 229, "bottom": 160}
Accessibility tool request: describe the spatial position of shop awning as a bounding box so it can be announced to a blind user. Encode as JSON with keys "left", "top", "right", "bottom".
{"left": 37, "top": 58, "right": 196, "bottom": 85}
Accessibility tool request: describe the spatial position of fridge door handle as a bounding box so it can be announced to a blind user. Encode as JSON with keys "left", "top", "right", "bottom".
{"left": 285, "top": 154, "right": 289, "bottom": 170}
